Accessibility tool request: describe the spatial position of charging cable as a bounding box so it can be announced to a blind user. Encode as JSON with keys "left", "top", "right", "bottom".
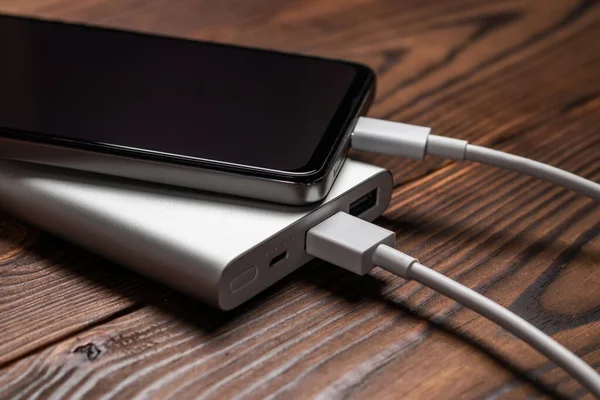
{"left": 346, "top": 117, "right": 600, "bottom": 394}
{"left": 352, "top": 117, "right": 600, "bottom": 202}
{"left": 306, "top": 211, "right": 600, "bottom": 397}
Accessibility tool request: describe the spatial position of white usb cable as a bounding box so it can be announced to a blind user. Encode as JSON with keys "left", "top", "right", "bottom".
{"left": 344, "top": 116, "right": 600, "bottom": 394}
{"left": 306, "top": 212, "right": 600, "bottom": 398}
{"left": 352, "top": 117, "right": 600, "bottom": 202}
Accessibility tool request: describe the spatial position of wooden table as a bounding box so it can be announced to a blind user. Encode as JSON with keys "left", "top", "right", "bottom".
{"left": 1, "top": 0, "right": 599, "bottom": 398}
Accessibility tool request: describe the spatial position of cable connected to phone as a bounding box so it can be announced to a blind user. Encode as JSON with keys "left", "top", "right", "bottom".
{"left": 352, "top": 117, "right": 600, "bottom": 202}
{"left": 306, "top": 212, "right": 600, "bottom": 398}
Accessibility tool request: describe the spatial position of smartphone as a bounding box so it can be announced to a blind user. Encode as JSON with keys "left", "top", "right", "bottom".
{"left": 0, "top": 158, "right": 392, "bottom": 309}
{"left": 0, "top": 14, "right": 375, "bottom": 205}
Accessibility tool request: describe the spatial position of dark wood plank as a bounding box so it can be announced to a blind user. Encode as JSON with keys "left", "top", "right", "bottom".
{"left": 0, "top": 0, "right": 599, "bottom": 398}
{"left": 0, "top": 216, "right": 174, "bottom": 365}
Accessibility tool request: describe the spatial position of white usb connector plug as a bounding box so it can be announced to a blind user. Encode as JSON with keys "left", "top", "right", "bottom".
{"left": 306, "top": 211, "right": 396, "bottom": 275}
{"left": 352, "top": 117, "right": 600, "bottom": 202}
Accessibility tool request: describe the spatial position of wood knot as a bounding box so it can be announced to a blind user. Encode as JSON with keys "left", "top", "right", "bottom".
{"left": 73, "top": 343, "right": 102, "bottom": 361}
{"left": 50, "top": 331, "right": 110, "bottom": 364}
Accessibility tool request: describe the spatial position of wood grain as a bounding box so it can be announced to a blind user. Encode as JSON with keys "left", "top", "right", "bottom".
{"left": 0, "top": 0, "right": 599, "bottom": 398}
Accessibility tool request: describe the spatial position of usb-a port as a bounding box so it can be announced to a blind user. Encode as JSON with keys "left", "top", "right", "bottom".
{"left": 349, "top": 189, "right": 377, "bottom": 217}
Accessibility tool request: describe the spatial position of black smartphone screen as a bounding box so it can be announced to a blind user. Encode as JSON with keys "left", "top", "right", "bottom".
{"left": 0, "top": 15, "right": 374, "bottom": 182}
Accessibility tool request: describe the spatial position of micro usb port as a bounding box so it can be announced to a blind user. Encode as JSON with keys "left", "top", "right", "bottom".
{"left": 269, "top": 251, "right": 288, "bottom": 267}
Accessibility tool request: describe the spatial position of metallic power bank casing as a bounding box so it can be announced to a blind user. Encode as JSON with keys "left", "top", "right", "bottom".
{"left": 0, "top": 159, "right": 392, "bottom": 310}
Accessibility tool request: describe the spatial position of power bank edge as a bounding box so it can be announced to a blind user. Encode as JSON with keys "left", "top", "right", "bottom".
{"left": 0, "top": 159, "right": 392, "bottom": 310}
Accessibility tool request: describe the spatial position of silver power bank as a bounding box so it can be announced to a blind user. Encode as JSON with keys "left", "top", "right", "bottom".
{"left": 0, "top": 159, "right": 392, "bottom": 310}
